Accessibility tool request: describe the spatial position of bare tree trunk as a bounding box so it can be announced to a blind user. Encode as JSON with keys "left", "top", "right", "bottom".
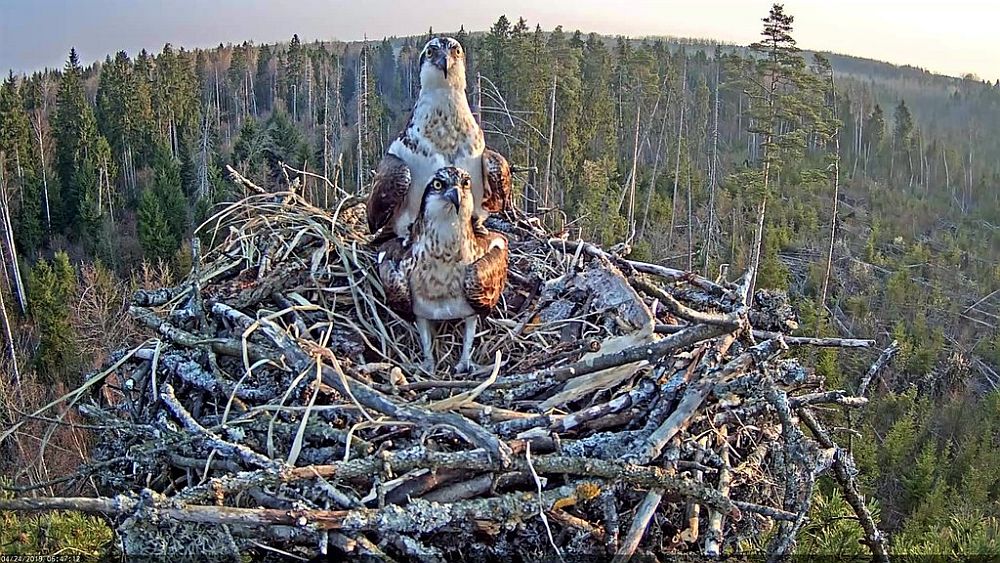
{"left": 0, "top": 279, "right": 19, "bottom": 386}
{"left": 626, "top": 100, "right": 641, "bottom": 243}
{"left": 214, "top": 68, "right": 222, "bottom": 133}
{"left": 639, "top": 90, "right": 672, "bottom": 239}
{"left": 323, "top": 68, "right": 331, "bottom": 207}
{"left": 965, "top": 130, "right": 973, "bottom": 214}
{"left": 199, "top": 112, "right": 210, "bottom": 200}
{"left": 686, "top": 169, "right": 693, "bottom": 271}
{"left": 748, "top": 68, "right": 778, "bottom": 304}
{"left": 667, "top": 59, "right": 688, "bottom": 251}
{"left": 0, "top": 164, "right": 26, "bottom": 315}
{"left": 736, "top": 91, "right": 743, "bottom": 147}
{"left": 943, "top": 145, "right": 953, "bottom": 207}
{"left": 730, "top": 206, "right": 737, "bottom": 268}
{"left": 475, "top": 72, "right": 483, "bottom": 128}
{"left": 357, "top": 47, "right": 368, "bottom": 193}
{"left": 543, "top": 74, "right": 557, "bottom": 211}
{"left": 888, "top": 137, "right": 895, "bottom": 183}
{"left": 853, "top": 96, "right": 862, "bottom": 178}
{"left": 818, "top": 72, "right": 840, "bottom": 334}
{"left": 31, "top": 117, "right": 52, "bottom": 232}
{"left": 703, "top": 58, "right": 721, "bottom": 276}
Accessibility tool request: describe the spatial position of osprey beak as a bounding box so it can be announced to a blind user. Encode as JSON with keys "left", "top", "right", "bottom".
{"left": 433, "top": 51, "right": 448, "bottom": 77}
{"left": 443, "top": 186, "right": 460, "bottom": 212}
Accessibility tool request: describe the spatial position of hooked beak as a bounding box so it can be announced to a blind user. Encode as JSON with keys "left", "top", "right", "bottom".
{"left": 442, "top": 186, "right": 460, "bottom": 212}
{"left": 433, "top": 51, "right": 449, "bottom": 78}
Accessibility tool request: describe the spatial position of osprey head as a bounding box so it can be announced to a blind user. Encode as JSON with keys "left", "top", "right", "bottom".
{"left": 420, "top": 166, "right": 473, "bottom": 220}
{"left": 419, "top": 37, "right": 466, "bottom": 90}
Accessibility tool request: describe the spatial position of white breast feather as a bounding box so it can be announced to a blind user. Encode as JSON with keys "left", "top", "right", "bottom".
{"left": 388, "top": 88, "right": 487, "bottom": 237}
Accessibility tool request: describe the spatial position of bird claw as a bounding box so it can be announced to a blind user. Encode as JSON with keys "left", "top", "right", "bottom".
{"left": 420, "top": 359, "right": 435, "bottom": 374}
{"left": 472, "top": 217, "right": 490, "bottom": 237}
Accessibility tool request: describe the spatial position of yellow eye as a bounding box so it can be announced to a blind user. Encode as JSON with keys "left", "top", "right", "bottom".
{"left": 432, "top": 180, "right": 443, "bottom": 190}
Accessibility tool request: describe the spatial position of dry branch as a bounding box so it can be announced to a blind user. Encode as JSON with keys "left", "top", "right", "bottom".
{"left": 0, "top": 181, "right": 888, "bottom": 560}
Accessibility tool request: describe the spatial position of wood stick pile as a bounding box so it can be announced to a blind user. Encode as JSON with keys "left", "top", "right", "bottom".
{"left": 2, "top": 185, "right": 890, "bottom": 561}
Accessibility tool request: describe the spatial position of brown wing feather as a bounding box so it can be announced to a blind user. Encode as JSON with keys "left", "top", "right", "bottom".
{"left": 367, "top": 153, "right": 411, "bottom": 234}
{"left": 376, "top": 238, "right": 413, "bottom": 316}
{"left": 464, "top": 233, "right": 509, "bottom": 315}
{"left": 481, "top": 147, "right": 512, "bottom": 213}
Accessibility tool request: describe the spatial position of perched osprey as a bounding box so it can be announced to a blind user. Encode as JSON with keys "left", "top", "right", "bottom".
{"left": 367, "top": 36, "right": 512, "bottom": 241}
{"left": 376, "top": 167, "right": 509, "bottom": 374}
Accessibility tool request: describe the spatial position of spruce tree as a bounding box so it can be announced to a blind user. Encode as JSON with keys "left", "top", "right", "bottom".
{"left": 284, "top": 34, "right": 305, "bottom": 120}
{"left": 0, "top": 72, "right": 43, "bottom": 254}
{"left": 152, "top": 145, "right": 188, "bottom": 240}
{"left": 28, "top": 252, "right": 80, "bottom": 385}
{"left": 53, "top": 48, "right": 99, "bottom": 233}
{"left": 137, "top": 187, "right": 174, "bottom": 262}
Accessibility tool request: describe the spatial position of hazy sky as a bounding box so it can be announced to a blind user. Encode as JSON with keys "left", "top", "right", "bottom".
{"left": 2, "top": 0, "right": 998, "bottom": 81}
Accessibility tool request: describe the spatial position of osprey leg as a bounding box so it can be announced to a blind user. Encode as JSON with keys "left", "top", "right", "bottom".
{"left": 455, "top": 315, "right": 479, "bottom": 374}
{"left": 472, "top": 214, "right": 490, "bottom": 236}
{"left": 416, "top": 317, "right": 435, "bottom": 373}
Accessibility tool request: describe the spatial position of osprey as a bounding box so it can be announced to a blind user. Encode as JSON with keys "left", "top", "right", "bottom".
{"left": 376, "top": 167, "right": 508, "bottom": 374}
{"left": 367, "top": 36, "right": 512, "bottom": 241}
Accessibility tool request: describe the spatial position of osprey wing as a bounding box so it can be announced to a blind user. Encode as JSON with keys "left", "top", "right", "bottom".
{"left": 376, "top": 238, "right": 414, "bottom": 316}
{"left": 464, "top": 233, "right": 509, "bottom": 315}
{"left": 367, "top": 153, "right": 411, "bottom": 235}
{"left": 481, "top": 147, "right": 512, "bottom": 213}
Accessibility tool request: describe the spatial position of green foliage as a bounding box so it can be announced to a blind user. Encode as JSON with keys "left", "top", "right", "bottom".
{"left": 574, "top": 159, "right": 626, "bottom": 246}
{"left": 8, "top": 9, "right": 1000, "bottom": 553}
{"left": 756, "top": 226, "right": 791, "bottom": 290}
{"left": 794, "top": 485, "right": 880, "bottom": 557}
{"left": 27, "top": 252, "right": 81, "bottom": 385}
{"left": 234, "top": 117, "right": 269, "bottom": 177}
{"left": 53, "top": 48, "right": 101, "bottom": 234}
{"left": 138, "top": 186, "right": 176, "bottom": 262}
{"left": 0, "top": 479, "right": 114, "bottom": 556}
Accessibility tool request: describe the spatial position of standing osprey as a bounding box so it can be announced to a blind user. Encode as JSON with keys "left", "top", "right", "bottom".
{"left": 376, "top": 167, "right": 508, "bottom": 374}
{"left": 367, "top": 36, "right": 512, "bottom": 241}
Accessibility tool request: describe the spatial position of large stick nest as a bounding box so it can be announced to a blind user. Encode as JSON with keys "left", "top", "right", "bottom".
{"left": 6, "top": 183, "right": 887, "bottom": 561}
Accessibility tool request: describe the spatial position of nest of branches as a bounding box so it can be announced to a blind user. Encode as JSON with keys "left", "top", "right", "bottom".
{"left": 1, "top": 173, "right": 892, "bottom": 561}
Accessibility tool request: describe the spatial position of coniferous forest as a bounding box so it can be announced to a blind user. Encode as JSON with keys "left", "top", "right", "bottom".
{"left": 1, "top": 5, "right": 1000, "bottom": 556}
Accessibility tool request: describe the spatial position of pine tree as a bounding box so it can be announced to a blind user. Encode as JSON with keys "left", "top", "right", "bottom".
{"left": 744, "top": 3, "right": 827, "bottom": 296}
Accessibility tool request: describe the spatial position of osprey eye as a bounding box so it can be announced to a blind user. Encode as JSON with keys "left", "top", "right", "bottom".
{"left": 432, "top": 180, "right": 443, "bottom": 190}
{"left": 462, "top": 179, "right": 470, "bottom": 188}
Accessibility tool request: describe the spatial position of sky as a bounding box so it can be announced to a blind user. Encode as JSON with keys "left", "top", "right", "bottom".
{"left": 2, "top": 0, "right": 998, "bottom": 81}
